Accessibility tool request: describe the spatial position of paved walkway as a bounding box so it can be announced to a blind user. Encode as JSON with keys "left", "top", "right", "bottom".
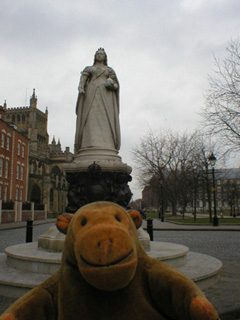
{"left": 0, "top": 218, "right": 240, "bottom": 319}
{"left": 0, "top": 219, "right": 56, "bottom": 231}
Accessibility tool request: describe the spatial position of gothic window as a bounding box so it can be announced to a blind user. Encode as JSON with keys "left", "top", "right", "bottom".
{"left": 30, "top": 184, "right": 41, "bottom": 204}
{"left": 22, "top": 114, "right": 25, "bottom": 123}
{"left": 51, "top": 166, "right": 61, "bottom": 189}
{"left": 50, "top": 188, "right": 54, "bottom": 211}
{"left": 33, "top": 162, "right": 37, "bottom": 174}
{"left": 17, "top": 115, "right": 20, "bottom": 123}
{"left": 12, "top": 115, "right": 15, "bottom": 123}
{"left": 51, "top": 166, "right": 61, "bottom": 179}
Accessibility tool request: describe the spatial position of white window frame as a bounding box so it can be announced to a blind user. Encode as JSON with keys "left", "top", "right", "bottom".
{"left": 16, "top": 187, "right": 19, "bottom": 201}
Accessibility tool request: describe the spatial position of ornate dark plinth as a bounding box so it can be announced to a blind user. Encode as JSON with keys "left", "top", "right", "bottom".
{"left": 65, "top": 162, "right": 132, "bottom": 212}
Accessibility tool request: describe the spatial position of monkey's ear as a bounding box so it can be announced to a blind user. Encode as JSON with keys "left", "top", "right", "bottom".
{"left": 56, "top": 214, "right": 74, "bottom": 235}
{"left": 128, "top": 210, "right": 142, "bottom": 229}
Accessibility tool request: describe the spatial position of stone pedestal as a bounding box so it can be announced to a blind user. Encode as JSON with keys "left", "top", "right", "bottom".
{"left": 38, "top": 226, "right": 65, "bottom": 252}
{"left": 64, "top": 147, "right": 132, "bottom": 212}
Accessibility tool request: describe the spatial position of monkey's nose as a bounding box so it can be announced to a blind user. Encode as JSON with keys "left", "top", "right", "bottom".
{"left": 97, "top": 239, "right": 113, "bottom": 256}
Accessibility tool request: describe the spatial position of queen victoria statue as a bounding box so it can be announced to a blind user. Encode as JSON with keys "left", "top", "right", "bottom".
{"left": 65, "top": 48, "right": 132, "bottom": 212}
{"left": 75, "top": 48, "right": 121, "bottom": 153}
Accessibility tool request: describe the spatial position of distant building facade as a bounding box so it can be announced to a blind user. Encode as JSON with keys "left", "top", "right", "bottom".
{"left": 142, "top": 184, "right": 159, "bottom": 209}
{"left": 142, "top": 168, "right": 240, "bottom": 214}
{"left": 0, "top": 105, "right": 29, "bottom": 202}
{"left": 3, "top": 89, "right": 73, "bottom": 213}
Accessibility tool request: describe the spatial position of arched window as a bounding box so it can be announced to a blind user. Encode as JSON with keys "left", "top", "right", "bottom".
{"left": 22, "top": 114, "right": 25, "bottom": 123}
{"left": 33, "top": 161, "right": 37, "bottom": 173}
{"left": 12, "top": 115, "right": 15, "bottom": 123}
{"left": 30, "top": 184, "right": 41, "bottom": 204}
{"left": 17, "top": 114, "right": 20, "bottom": 123}
{"left": 51, "top": 166, "right": 61, "bottom": 189}
{"left": 51, "top": 166, "right": 61, "bottom": 177}
{"left": 49, "top": 188, "right": 54, "bottom": 211}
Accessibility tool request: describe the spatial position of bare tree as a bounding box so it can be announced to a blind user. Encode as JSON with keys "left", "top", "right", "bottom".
{"left": 133, "top": 130, "right": 223, "bottom": 218}
{"left": 132, "top": 130, "right": 204, "bottom": 215}
{"left": 202, "top": 39, "right": 240, "bottom": 154}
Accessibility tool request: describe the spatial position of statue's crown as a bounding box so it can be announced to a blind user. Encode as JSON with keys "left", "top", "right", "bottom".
{"left": 97, "top": 47, "right": 105, "bottom": 52}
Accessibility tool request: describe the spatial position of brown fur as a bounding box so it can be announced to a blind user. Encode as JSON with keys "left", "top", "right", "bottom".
{"left": 0, "top": 201, "right": 220, "bottom": 320}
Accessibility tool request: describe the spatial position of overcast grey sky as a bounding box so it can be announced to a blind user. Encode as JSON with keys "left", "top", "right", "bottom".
{"left": 0, "top": 0, "right": 239, "bottom": 199}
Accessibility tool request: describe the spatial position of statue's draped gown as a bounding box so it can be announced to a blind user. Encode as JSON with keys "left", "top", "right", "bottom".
{"left": 75, "top": 65, "right": 121, "bottom": 152}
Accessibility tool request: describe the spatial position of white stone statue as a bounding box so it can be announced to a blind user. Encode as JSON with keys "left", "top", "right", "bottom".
{"left": 75, "top": 48, "right": 121, "bottom": 153}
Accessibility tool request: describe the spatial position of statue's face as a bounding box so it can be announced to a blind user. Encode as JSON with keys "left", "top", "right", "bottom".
{"left": 95, "top": 50, "right": 106, "bottom": 62}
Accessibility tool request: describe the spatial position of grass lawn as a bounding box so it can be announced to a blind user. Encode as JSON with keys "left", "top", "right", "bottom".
{"left": 166, "top": 217, "right": 240, "bottom": 225}
{"left": 145, "top": 211, "right": 240, "bottom": 225}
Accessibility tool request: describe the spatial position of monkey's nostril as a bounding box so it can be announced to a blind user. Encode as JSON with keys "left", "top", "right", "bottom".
{"left": 98, "top": 242, "right": 101, "bottom": 247}
{"left": 109, "top": 239, "right": 113, "bottom": 244}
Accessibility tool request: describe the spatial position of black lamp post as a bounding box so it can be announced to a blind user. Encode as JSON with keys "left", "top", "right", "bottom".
{"left": 208, "top": 153, "right": 219, "bottom": 227}
{"left": 160, "top": 179, "right": 164, "bottom": 222}
{"left": 232, "top": 185, "right": 236, "bottom": 218}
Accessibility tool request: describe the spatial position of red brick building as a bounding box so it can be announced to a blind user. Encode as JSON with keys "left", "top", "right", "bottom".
{"left": 0, "top": 105, "right": 29, "bottom": 202}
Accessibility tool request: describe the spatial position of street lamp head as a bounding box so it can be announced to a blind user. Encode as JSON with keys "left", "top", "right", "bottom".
{"left": 208, "top": 152, "right": 217, "bottom": 167}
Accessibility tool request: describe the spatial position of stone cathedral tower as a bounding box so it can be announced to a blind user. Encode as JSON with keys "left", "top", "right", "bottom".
{"left": 4, "top": 89, "right": 73, "bottom": 213}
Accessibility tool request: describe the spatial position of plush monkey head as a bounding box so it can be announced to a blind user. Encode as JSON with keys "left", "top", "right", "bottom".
{"left": 56, "top": 202, "right": 143, "bottom": 291}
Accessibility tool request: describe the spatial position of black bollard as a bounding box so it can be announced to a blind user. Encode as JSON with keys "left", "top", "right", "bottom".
{"left": 147, "top": 218, "right": 153, "bottom": 241}
{"left": 213, "top": 215, "right": 219, "bottom": 227}
{"left": 26, "top": 219, "right": 33, "bottom": 242}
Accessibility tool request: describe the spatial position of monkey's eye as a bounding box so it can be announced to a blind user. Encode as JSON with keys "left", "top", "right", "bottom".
{"left": 81, "top": 218, "right": 87, "bottom": 226}
{"left": 115, "top": 215, "right": 121, "bottom": 222}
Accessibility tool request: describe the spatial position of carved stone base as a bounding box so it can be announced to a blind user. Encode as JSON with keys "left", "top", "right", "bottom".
{"left": 65, "top": 162, "right": 132, "bottom": 213}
